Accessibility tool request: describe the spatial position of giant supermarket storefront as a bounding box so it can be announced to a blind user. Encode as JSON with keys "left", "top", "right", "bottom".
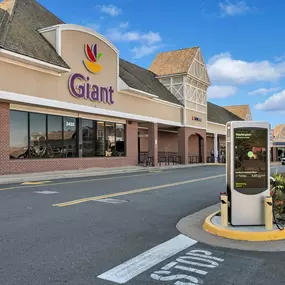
{"left": 0, "top": 0, "right": 241, "bottom": 175}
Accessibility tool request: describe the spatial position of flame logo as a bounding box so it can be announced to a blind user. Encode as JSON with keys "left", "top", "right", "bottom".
{"left": 83, "top": 44, "right": 103, "bottom": 73}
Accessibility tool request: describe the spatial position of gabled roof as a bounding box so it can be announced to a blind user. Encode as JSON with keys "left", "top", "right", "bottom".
{"left": 0, "top": 0, "right": 69, "bottom": 68}
{"left": 119, "top": 58, "right": 183, "bottom": 106}
{"left": 274, "top": 125, "right": 285, "bottom": 138}
{"left": 207, "top": 102, "right": 243, "bottom": 125}
{"left": 223, "top": 105, "right": 251, "bottom": 120}
{"left": 148, "top": 47, "right": 199, "bottom": 76}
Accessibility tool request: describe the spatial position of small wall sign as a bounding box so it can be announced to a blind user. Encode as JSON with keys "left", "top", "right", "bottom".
{"left": 68, "top": 43, "right": 115, "bottom": 105}
{"left": 192, "top": 116, "right": 202, "bottom": 122}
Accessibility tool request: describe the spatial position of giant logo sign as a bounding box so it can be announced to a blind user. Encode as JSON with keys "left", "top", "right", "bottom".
{"left": 68, "top": 44, "right": 114, "bottom": 105}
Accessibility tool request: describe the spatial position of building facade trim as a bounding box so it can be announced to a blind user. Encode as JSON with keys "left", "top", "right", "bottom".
{"left": 0, "top": 90, "right": 183, "bottom": 127}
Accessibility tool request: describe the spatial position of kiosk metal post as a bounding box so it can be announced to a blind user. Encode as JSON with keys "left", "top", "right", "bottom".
{"left": 226, "top": 121, "right": 270, "bottom": 226}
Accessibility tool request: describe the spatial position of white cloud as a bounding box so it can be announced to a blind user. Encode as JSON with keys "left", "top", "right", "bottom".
{"left": 97, "top": 4, "right": 121, "bottom": 16}
{"left": 248, "top": 87, "right": 280, "bottom": 95}
{"left": 131, "top": 45, "right": 162, "bottom": 59}
{"left": 106, "top": 28, "right": 140, "bottom": 42}
{"left": 106, "top": 28, "right": 161, "bottom": 45}
{"left": 255, "top": 90, "right": 285, "bottom": 111}
{"left": 141, "top": 32, "right": 161, "bottom": 45}
{"left": 219, "top": 1, "right": 250, "bottom": 16}
{"left": 207, "top": 52, "right": 285, "bottom": 85}
{"left": 105, "top": 22, "right": 162, "bottom": 59}
{"left": 207, "top": 85, "right": 238, "bottom": 99}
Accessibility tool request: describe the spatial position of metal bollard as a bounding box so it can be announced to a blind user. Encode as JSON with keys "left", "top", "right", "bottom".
{"left": 220, "top": 194, "right": 228, "bottom": 227}
{"left": 264, "top": 196, "right": 273, "bottom": 230}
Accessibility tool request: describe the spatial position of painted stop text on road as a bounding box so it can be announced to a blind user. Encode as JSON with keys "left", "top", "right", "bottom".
{"left": 151, "top": 249, "right": 224, "bottom": 285}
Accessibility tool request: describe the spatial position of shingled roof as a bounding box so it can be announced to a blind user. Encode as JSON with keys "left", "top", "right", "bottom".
{"left": 119, "top": 58, "right": 183, "bottom": 106}
{"left": 149, "top": 47, "right": 199, "bottom": 76}
{"left": 207, "top": 102, "right": 243, "bottom": 125}
{"left": 223, "top": 104, "right": 251, "bottom": 120}
{"left": 0, "top": 0, "right": 69, "bottom": 68}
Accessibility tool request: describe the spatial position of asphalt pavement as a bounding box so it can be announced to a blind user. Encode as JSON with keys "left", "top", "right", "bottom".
{"left": 0, "top": 164, "right": 285, "bottom": 285}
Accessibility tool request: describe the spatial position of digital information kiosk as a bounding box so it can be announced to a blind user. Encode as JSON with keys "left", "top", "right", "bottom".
{"left": 226, "top": 121, "right": 270, "bottom": 226}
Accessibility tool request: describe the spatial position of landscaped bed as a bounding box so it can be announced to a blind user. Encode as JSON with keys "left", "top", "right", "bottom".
{"left": 271, "top": 172, "right": 285, "bottom": 224}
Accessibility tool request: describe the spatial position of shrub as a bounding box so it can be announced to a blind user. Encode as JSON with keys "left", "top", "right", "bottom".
{"left": 271, "top": 172, "right": 285, "bottom": 218}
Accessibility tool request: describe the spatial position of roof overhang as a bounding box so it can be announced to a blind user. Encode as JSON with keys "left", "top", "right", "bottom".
{"left": 118, "top": 77, "right": 158, "bottom": 99}
{"left": 154, "top": 72, "right": 188, "bottom": 79}
{"left": 0, "top": 48, "right": 70, "bottom": 74}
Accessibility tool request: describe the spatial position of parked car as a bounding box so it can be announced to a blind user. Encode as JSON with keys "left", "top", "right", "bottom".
{"left": 281, "top": 157, "right": 285, "bottom": 165}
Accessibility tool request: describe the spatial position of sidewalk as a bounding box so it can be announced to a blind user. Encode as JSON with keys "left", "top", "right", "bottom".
{"left": 0, "top": 161, "right": 280, "bottom": 185}
{"left": 0, "top": 163, "right": 223, "bottom": 185}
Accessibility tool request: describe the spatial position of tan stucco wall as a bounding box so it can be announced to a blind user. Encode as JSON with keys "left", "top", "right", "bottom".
{"left": 0, "top": 29, "right": 182, "bottom": 124}
{"left": 186, "top": 110, "right": 207, "bottom": 129}
{"left": 187, "top": 102, "right": 207, "bottom": 113}
{"left": 207, "top": 122, "right": 226, "bottom": 134}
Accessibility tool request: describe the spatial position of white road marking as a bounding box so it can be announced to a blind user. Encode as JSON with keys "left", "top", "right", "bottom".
{"left": 34, "top": 191, "right": 59, "bottom": 195}
{"left": 97, "top": 234, "right": 197, "bottom": 284}
{"left": 174, "top": 265, "right": 208, "bottom": 275}
{"left": 150, "top": 249, "right": 225, "bottom": 284}
{"left": 151, "top": 271, "right": 203, "bottom": 284}
{"left": 162, "top": 262, "right": 178, "bottom": 270}
{"left": 96, "top": 198, "right": 127, "bottom": 204}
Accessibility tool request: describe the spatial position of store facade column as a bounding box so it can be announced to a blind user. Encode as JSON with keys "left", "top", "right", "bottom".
{"left": 214, "top": 133, "right": 218, "bottom": 163}
{"left": 178, "top": 127, "right": 188, "bottom": 164}
{"left": 273, "top": 147, "right": 277, "bottom": 162}
{"left": 0, "top": 102, "right": 10, "bottom": 175}
{"left": 148, "top": 122, "right": 158, "bottom": 167}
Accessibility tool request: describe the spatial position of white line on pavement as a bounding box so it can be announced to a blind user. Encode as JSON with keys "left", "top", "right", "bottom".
{"left": 97, "top": 234, "right": 197, "bottom": 284}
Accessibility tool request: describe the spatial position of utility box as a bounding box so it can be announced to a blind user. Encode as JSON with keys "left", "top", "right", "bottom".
{"left": 226, "top": 121, "right": 270, "bottom": 226}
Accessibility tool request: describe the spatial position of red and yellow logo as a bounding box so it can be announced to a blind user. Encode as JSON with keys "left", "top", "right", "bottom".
{"left": 83, "top": 44, "right": 102, "bottom": 73}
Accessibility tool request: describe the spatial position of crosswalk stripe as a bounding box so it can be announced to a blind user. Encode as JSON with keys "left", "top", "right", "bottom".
{"left": 97, "top": 234, "right": 197, "bottom": 284}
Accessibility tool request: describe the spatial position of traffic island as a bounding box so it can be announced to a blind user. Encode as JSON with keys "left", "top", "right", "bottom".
{"left": 177, "top": 204, "right": 285, "bottom": 252}
{"left": 203, "top": 211, "right": 285, "bottom": 242}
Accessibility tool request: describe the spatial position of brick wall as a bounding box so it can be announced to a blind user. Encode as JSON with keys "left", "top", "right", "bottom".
{"left": 158, "top": 132, "right": 178, "bottom": 152}
{"left": 188, "top": 135, "right": 199, "bottom": 155}
{"left": 178, "top": 127, "right": 207, "bottom": 164}
{"left": 0, "top": 103, "right": 10, "bottom": 174}
{"left": 0, "top": 106, "right": 139, "bottom": 175}
{"left": 139, "top": 130, "right": 179, "bottom": 153}
{"left": 207, "top": 136, "right": 214, "bottom": 156}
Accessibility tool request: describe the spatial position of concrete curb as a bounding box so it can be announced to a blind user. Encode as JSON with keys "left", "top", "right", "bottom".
{"left": 203, "top": 211, "right": 285, "bottom": 242}
{"left": 177, "top": 204, "right": 285, "bottom": 252}
{"left": 0, "top": 163, "right": 225, "bottom": 185}
{"left": 0, "top": 168, "right": 145, "bottom": 185}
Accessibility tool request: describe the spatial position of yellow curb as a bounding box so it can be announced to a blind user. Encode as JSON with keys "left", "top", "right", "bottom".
{"left": 203, "top": 211, "right": 285, "bottom": 241}
{"left": 22, "top": 181, "right": 51, "bottom": 185}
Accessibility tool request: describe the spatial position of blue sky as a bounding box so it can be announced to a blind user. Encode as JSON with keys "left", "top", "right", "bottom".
{"left": 38, "top": 0, "right": 285, "bottom": 128}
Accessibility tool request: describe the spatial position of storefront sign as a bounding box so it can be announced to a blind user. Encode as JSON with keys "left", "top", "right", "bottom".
{"left": 68, "top": 73, "right": 114, "bottom": 104}
{"left": 68, "top": 44, "right": 115, "bottom": 105}
{"left": 192, "top": 116, "right": 201, "bottom": 122}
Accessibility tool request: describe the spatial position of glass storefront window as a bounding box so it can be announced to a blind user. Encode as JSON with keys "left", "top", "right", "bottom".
{"left": 10, "top": 111, "right": 28, "bottom": 159}
{"left": 47, "top": 115, "right": 63, "bottom": 158}
{"left": 30, "top": 113, "right": 47, "bottom": 159}
{"left": 96, "top": 121, "right": 105, "bottom": 156}
{"left": 82, "top": 119, "right": 95, "bottom": 157}
{"left": 63, "top": 117, "right": 77, "bottom": 157}
{"left": 116, "top": 124, "right": 125, "bottom": 156}
{"left": 105, "top": 122, "right": 116, "bottom": 156}
{"left": 9, "top": 111, "right": 126, "bottom": 160}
